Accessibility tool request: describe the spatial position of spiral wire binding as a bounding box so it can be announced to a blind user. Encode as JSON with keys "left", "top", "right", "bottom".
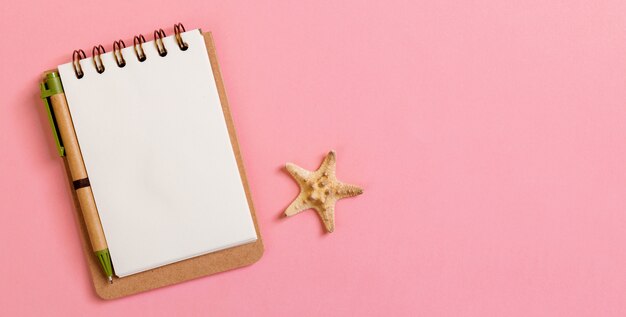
{"left": 154, "top": 29, "right": 168, "bottom": 57}
{"left": 72, "top": 23, "right": 190, "bottom": 79}
{"left": 113, "top": 40, "right": 126, "bottom": 67}
{"left": 92, "top": 45, "right": 106, "bottom": 74}
{"left": 133, "top": 34, "right": 147, "bottom": 62}
{"left": 72, "top": 49, "right": 87, "bottom": 79}
{"left": 174, "top": 23, "right": 189, "bottom": 51}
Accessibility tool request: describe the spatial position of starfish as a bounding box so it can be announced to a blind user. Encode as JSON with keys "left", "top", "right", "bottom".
{"left": 284, "top": 151, "right": 363, "bottom": 233}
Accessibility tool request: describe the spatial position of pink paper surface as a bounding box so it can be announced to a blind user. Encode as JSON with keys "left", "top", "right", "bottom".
{"left": 2, "top": 1, "right": 626, "bottom": 316}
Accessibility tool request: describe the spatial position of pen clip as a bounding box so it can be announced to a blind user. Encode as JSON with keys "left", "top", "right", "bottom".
{"left": 40, "top": 71, "right": 65, "bottom": 157}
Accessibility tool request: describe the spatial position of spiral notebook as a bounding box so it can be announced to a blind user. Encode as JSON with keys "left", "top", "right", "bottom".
{"left": 41, "top": 27, "right": 263, "bottom": 299}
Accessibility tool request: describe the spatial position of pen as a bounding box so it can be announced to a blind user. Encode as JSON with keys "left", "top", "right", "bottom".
{"left": 41, "top": 71, "right": 114, "bottom": 283}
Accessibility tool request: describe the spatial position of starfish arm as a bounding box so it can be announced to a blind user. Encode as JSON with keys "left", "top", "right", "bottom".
{"left": 317, "top": 204, "right": 335, "bottom": 233}
{"left": 318, "top": 151, "right": 337, "bottom": 178}
{"left": 286, "top": 163, "right": 312, "bottom": 184}
{"left": 334, "top": 182, "right": 364, "bottom": 199}
{"left": 285, "top": 194, "right": 312, "bottom": 217}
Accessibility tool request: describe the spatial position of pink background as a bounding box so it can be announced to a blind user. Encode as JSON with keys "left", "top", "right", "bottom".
{"left": 2, "top": 0, "right": 626, "bottom": 316}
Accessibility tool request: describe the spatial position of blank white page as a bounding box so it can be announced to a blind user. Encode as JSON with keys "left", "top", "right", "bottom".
{"left": 58, "top": 30, "right": 257, "bottom": 277}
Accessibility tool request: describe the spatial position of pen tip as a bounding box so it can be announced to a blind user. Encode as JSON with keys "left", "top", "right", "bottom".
{"left": 108, "top": 276, "right": 113, "bottom": 284}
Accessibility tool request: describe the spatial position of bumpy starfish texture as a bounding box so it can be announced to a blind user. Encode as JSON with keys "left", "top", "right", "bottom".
{"left": 284, "top": 151, "right": 363, "bottom": 233}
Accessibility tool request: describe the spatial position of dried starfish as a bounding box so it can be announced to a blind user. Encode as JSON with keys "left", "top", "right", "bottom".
{"left": 284, "top": 151, "right": 363, "bottom": 233}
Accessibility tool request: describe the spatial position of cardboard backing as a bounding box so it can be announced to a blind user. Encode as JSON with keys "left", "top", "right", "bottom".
{"left": 56, "top": 32, "right": 263, "bottom": 300}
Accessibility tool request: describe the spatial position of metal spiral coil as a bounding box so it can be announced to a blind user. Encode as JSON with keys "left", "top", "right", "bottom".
{"left": 72, "top": 49, "right": 87, "bottom": 79}
{"left": 92, "top": 45, "right": 106, "bottom": 74}
{"left": 113, "top": 40, "right": 126, "bottom": 67}
{"left": 71, "top": 23, "right": 190, "bottom": 79}
{"left": 153, "top": 29, "right": 168, "bottom": 57}
{"left": 133, "top": 34, "right": 147, "bottom": 62}
{"left": 174, "top": 23, "right": 189, "bottom": 51}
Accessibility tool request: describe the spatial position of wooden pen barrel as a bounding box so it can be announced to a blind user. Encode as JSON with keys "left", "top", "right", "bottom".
{"left": 50, "top": 93, "right": 108, "bottom": 252}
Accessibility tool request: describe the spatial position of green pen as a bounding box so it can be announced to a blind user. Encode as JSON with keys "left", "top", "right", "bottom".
{"left": 41, "top": 71, "right": 114, "bottom": 283}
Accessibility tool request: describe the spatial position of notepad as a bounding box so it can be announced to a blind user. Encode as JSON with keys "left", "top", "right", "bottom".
{"left": 57, "top": 30, "right": 257, "bottom": 277}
